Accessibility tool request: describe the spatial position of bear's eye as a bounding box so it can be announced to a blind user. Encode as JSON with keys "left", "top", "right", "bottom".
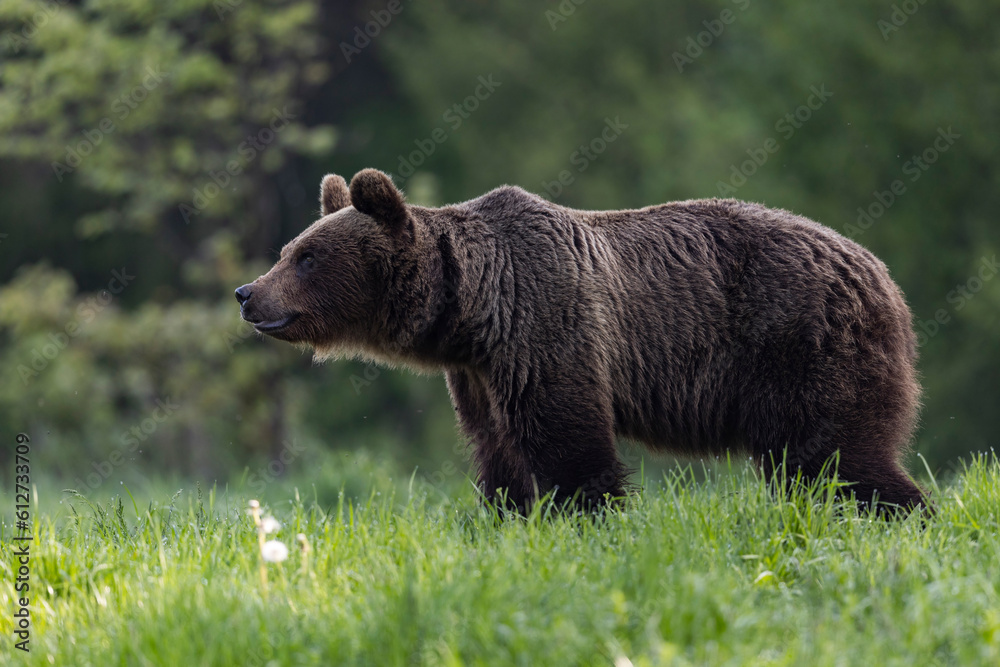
{"left": 296, "top": 252, "right": 316, "bottom": 275}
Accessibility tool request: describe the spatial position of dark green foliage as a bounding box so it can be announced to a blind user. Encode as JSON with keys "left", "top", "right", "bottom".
{"left": 0, "top": 0, "right": 996, "bottom": 482}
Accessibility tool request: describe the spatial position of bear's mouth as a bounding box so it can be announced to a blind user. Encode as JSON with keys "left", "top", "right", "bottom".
{"left": 250, "top": 313, "right": 299, "bottom": 333}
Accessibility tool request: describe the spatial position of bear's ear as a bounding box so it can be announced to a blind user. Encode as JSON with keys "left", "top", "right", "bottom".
{"left": 349, "top": 168, "right": 409, "bottom": 233}
{"left": 320, "top": 174, "right": 350, "bottom": 216}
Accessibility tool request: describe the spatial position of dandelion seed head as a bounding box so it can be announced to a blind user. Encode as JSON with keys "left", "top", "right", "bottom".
{"left": 261, "top": 540, "right": 289, "bottom": 563}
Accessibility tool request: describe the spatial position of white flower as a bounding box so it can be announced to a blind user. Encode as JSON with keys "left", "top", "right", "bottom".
{"left": 260, "top": 516, "right": 281, "bottom": 534}
{"left": 261, "top": 540, "right": 289, "bottom": 563}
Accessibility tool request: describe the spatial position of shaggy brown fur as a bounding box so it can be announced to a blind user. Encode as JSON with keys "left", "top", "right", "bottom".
{"left": 236, "top": 169, "right": 925, "bottom": 512}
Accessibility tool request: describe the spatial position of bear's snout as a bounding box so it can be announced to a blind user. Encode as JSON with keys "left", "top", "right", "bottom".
{"left": 234, "top": 283, "right": 253, "bottom": 306}
{"left": 235, "top": 278, "right": 301, "bottom": 338}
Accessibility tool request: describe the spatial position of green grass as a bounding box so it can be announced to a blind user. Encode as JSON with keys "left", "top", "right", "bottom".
{"left": 2, "top": 455, "right": 999, "bottom": 666}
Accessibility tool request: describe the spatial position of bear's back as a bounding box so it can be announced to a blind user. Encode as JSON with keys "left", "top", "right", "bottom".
{"left": 455, "top": 185, "right": 902, "bottom": 328}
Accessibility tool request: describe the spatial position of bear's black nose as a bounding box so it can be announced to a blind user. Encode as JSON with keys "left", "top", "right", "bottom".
{"left": 234, "top": 284, "right": 253, "bottom": 305}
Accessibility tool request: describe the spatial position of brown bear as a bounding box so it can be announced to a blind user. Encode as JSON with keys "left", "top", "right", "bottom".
{"left": 235, "top": 168, "right": 925, "bottom": 511}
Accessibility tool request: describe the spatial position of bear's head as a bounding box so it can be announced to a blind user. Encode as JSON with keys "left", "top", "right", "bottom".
{"left": 235, "top": 169, "right": 416, "bottom": 359}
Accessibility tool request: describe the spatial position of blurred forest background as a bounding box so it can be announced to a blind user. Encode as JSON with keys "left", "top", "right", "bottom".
{"left": 1, "top": 0, "right": 997, "bottom": 500}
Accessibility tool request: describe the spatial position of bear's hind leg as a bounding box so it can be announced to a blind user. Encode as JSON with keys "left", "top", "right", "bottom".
{"left": 745, "top": 403, "right": 925, "bottom": 513}
{"left": 834, "top": 452, "right": 926, "bottom": 512}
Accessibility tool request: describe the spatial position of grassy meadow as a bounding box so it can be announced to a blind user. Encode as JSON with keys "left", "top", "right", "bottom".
{"left": 1, "top": 455, "right": 998, "bottom": 666}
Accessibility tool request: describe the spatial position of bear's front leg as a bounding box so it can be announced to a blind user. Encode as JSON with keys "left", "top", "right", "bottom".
{"left": 447, "top": 369, "right": 536, "bottom": 510}
{"left": 463, "top": 368, "right": 629, "bottom": 511}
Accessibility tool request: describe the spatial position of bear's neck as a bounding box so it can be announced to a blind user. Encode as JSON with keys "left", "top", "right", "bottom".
{"left": 380, "top": 228, "right": 490, "bottom": 369}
